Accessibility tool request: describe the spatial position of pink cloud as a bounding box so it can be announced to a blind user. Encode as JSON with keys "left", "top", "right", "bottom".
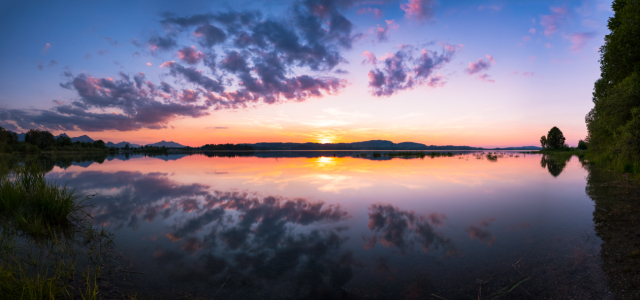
{"left": 362, "top": 50, "right": 377, "bottom": 65}
{"left": 522, "top": 71, "right": 534, "bottom": 77}
{"left": 42, "top": 43, "right": 51, "bottom": 54}
{"left": 401, "top": 0, "right": 435, "bottom": 22}
{"left": 540, "top": 6, "right": 568, "bottom": 36}
{"left": 465, "top": 55, "right": 494, "bottom": 75}
{"left": 177, "top": 46, "right": 205, "bottom": 64}
{"left": 568, "top": 32, "right": 595, "bottom": 52}
{"left": 545, "top": 43, "right": 552, "bottom": 48}
{"left": 466, "top": 55, "right": 495, "bottom": 83}
{"left": 523, "top": 36, "right": 531, "bottom": 41}
{"left": 52, "top": 100, "right": 63, "bottom": 105}
{"left": 441, "top": 42, "right": 464, "bottom": 53}
{"left": 146, "top": 62, "right": 152, "bottom": 66}
{"left": 159, "top": 61, "right": 176, "bottom": 68}
{"left": 427, "top": 73, "right": 446, "bottom": 87}
{"left": 357, "top": 7, "right": 382, "bottom": 18}
{"left": 179, "top": 89, "right": 199, "bottom": 103}
{"left": 371, "top": 19, "right": 399, "bottom": 42}
{"left": 529, "top": 28, "right": 536, "bottom": 34}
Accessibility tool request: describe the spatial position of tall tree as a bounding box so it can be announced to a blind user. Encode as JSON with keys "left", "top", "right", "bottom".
{"left": 24, "top": 129, "right": 42, "bottom": 146}
{"left": 544, "top": 127, "right": 566, "bottom": 150}
{"left": 586, "top": 0, "right": 640, "bottom": 160}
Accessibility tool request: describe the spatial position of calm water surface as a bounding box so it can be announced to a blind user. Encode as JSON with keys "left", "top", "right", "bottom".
{"left": 42, "top": 152, "right": 612, "bottom": 299}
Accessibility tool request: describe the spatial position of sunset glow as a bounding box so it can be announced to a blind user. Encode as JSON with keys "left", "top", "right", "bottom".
{"left": 0, "top": 0, "right": 612, "bottom": 147}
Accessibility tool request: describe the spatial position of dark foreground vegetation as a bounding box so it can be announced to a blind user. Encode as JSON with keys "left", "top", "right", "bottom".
{"left": 0, "top": 127, "right": 113, "bottom": 153}
{"left": 0, "top": 163, "right": 118, "bottom": 299}
{"left": 584, "top": 0, "right": 640, "bottom": 174}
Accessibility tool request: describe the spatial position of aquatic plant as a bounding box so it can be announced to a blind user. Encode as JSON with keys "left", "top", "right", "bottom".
{"left": 0, "top": 163, "right": 117, "bottom": 299}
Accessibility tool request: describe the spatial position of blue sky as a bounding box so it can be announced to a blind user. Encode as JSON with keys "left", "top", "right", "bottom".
{"left": 0, "top": 0, "right": 613, "bottom": 146}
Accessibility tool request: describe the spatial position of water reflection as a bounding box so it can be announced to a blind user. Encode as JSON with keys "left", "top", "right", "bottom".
{"left": 16, "top": 152, "right": 617, "bottom": 298}
{"left": 540, "top": 154, "right": 571, "bottom": 177}
{"left": 364, "top": 204, "right": 455, "bottom": 255}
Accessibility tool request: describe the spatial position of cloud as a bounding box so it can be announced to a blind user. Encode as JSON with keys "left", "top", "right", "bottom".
{"left": 365, "top": 204, "right": 454, "bottom": 254}
{"left": 545, "top": 42, "right": 552, "bottom": 48}
{"left": 540, "top": 6, "right": 568, "bottom": 36}
{"left": 361, "top": 50, "right": 377, "bottom": 65}
{"left": 37, "top": 65, "right": 43, "bottom": 70}
{"left": 567, "top": 32, "right": 595, "bottom": 52}
{"left": 466, "top": 218, "right": 496, "bottom": 245}
{"left": 85, "top": 53, "right": 91, "bottom": 59}
{"left": 48, "top": 60, "right": 58, "bottom": 67}
{"left": 148, "top": 34, "right": 178, "bottom": 51}
{"left": 465, "top": 55, "right": 493, "bottom": 74}
{"left": 357, "top": 7, "right": 382, "bottom": 18}
{"left": 205, "top": 126, "right": 228, "bottom": 129}
{"left": 523, "top": 36, "right": 531, "bottom": 41}
{"left": 371, "top": 19, "right": 398, "bottom": 42}
{"left": 401, "top": 0, "right": 436, "bottom": 22}
{"left": 179, "top": 89, "right": 199, "bottom": 103}
{"left": 104, "top": 37, "right": 123, "bottom": 46}
{"left": 465, "top": 55, "right": 495, "bottom": 82}
{"left": 0, "top": 72, "right": 210, "bottom": 131}
{"left": 42, "top": 43, "right": 51, "bottom": 53}
{"left": 97, "top": 49, "right": 109, "bottom": 55}
{"left": 365, "top": 43, "right": 461, "bottom": 96}
{"left": 177, "top": 46, "right": 205, "bottom": 64}
{"left": 529, "top": 28, "right": 536, "bottom": 34}
{"left": 194, "top": 23, "right": 227, "bottom": 47}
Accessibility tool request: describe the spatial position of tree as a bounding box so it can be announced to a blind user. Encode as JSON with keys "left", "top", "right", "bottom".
{"left": 545, "top": 127, "right": 566, "bottom": 150}
{"left": 56, "top": 135, "right": 72, "bottom": 147}
{"left": 540, "top": 136, "right": 547, "bottom": 149}
{"left": 578, "top": 139, "right": 588, "bottom": 150}
{"left": 24, "top": 129, "right": 42, "bottom": 146}
{"left": 93, "top": 140, "right": 105, "bottom": 148}
{"left": 40, "top": 131, "right": 56, "bottom": 149}
{"left": 124, "top": 143, "right": 130, "bottom": 150}
{"left": 0, "top": 127, "right": 18, "bottom": 145}
{"left": 586, "top": 0, "right": 640, "bottom": 160}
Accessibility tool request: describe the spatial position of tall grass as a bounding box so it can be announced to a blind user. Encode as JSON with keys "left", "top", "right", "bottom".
{"left": 0, "top": 164, "right": 91, "bottom": 235}
{"left": 0, "top": 163, "right": 114, "bottom": 299}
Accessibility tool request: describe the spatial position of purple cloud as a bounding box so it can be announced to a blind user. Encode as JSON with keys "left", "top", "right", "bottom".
{"left": 365, "top": 43, "right": 461, "bottom": 96}
{"left": 540, "top": 6, "right": 568, "bottom": 36}
{"left": 568, "top": 32, "right": 595, "bottom": 52}
{"left": 401, "top": 0, "right": 435, "bottom": 23}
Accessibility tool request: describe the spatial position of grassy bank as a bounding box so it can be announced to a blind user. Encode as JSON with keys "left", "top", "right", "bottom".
{"left": 0, "top": 164, "right": 117, "bottom": 299}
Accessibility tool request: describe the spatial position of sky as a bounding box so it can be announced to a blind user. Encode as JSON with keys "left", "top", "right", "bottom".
{"left": 0, "top": 0, "right": 613, "bottom": 147}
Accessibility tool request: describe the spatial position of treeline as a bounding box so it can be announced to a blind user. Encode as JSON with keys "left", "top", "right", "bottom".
{"left": 585, "top": 0, "right": 640, "bottom": 172}
{"left": 200, "top": 143, "right": 254, "bottom": 151}
{"left": 0, "top": 127, "right": 114, "bottom": 153}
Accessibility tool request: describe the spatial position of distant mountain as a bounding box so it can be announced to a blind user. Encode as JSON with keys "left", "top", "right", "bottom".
{"left": 105, "top": 141, "right": 142, "bottom": 148}
{"left": 246, "top": 140, "right": 540, "bottom": 151}
{"left": 71, "top": 135, "right": 94, "bottom": 143}
{"left": 146, "top": 140, "right": 186, "bottom": 148}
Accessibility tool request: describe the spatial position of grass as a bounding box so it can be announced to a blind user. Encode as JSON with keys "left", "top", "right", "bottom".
{"left": 0, "top": 164, "right": 91, "bottom": 235}
{"left": 0, "top": 163, "right": 117, "bottom": 299}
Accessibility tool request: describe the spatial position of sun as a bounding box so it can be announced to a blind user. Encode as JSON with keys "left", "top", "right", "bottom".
{"left": 319, "top": 138, "right": 334, "bottom": 144}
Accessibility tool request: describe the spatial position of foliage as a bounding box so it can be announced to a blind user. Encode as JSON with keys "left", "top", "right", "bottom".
{"left": 540, "top": 127, "right": 567, "bottom": 150}
{"left": 0, "top": 126, "right": 110, "bottom": 154}
{"left": 0, "top": 164, "right": 91, "bottom": 233}
{"left": 578, "top": 139, "right": 589, "bottom": 150}
{"left": 586, "top": 0, "right": 640, "bottom": 163}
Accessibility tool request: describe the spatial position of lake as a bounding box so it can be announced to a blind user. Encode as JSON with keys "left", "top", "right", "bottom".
{"left": 21, "top": 151, "right": 632, "bottom": 299}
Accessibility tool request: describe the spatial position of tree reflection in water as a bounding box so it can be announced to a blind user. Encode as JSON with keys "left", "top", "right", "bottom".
{"left": 540, "top": 154, "right": 571, "bottom": 177}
